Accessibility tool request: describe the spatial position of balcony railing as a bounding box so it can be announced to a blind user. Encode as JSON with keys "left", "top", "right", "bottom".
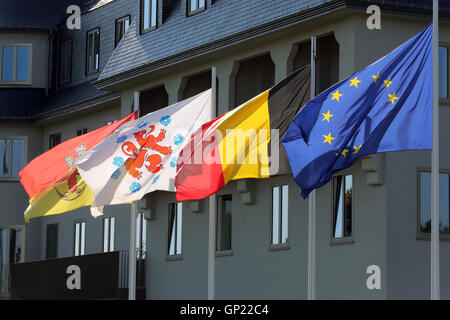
{"left": 6, "top": 251, "right": 145, "bottom": 300}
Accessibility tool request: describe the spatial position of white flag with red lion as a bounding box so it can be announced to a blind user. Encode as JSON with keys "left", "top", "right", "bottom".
{"left": 76, "top": 89, "right": 212, "bottom": 217}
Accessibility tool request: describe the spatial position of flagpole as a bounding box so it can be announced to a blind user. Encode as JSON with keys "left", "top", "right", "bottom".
{"left": 307, "top": 36, "right": 317, "bottom": 300}
{"left": 208, "top": 67, "right": 217, "bottom": 300}
{"left": 431, "top": 0, "right": 440, "bottom": 300}
{"left": 129, "top": 91, "right": 140, "bottom": 300}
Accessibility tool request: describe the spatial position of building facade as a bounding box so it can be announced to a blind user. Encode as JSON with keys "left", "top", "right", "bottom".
{"left": 1, "top": 0, "right": 450, "bottom": 299}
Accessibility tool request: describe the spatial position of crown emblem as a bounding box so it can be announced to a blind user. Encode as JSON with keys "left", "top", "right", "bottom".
{"left": 64, "top": 145, "right": 88, "bottom": 168}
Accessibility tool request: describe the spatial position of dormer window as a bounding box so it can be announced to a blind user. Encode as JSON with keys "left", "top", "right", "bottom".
{"left": 60, "top": 39, "right": 72, "bottom": 84}
{"left": 188, "top": 0, "right": 206, "bottom": 16}
{"left": 86, "top": 28, "right": 100, "bottom": 75}
{"left": 0, "top": 44, "right": 32, "bottom": 85}
{"left": 115, "top": 15, "right": 130, "bottom": 47}
{"left": 140, "top": 0, "right": 157, "bottom": 34}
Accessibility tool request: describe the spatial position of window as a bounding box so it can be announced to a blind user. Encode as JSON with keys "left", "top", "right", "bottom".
{"left": 102, "top": 217, "right": 115, "bottom": 253}
{"left": 115, "top": 15, "right": 130, "bottom": 47}
{"left": 418, "top": 170, "right": 450, "bottom": 238}
{"left": 46, "top": 224, "right": 58, "bottom": 259}
{"left": 234, "top": 54, "right": 275, "bottom": 108}
{"left": 1, "top": 44, "right": 31, "bottom": 84}
{"left": 60, "top": 39, "right": 72, "bottom": 84}
{"left": 106, "top": 120, "right": 117, "bottom": 125}
{"left": 180, "top": 70, "right": 219, "bottom": 115}
{"left": 86, "top": 28, "right": 100, "bottom": 75}
{"left": 439, "top": 46, "right": 448, "bottom": 99}
{"left": 0, "top": 227, "right": 24, "bottom": 264}
{"left": 217, "top": 195, "right": 232, "bottom": 252}
{"left": 0, "top": 138, "right": 25, "bottom": 179}
{"left": 76, "top": 128, "right": 88, "bottom": 136}
{"left": 188, "top": 0, "right": 206, "bottom": 16}
{"left": 271, "top": 185, "right": 289, "bottom": 247}
{"left": 74, "top": 221, "right": 86, "bottom": 256}
{"left": 168, "top": 203, "right": 182, "bottom": 256}
{"left": 141, "top": 85, "right": 169, "bottom": 116}
{"left": 293, "top": 34, "right": 339, "bottom": 97}
{"left": 141, "top": 0, "right": 157, "bottom": 34}
{"left": 332, "top": 173, "right": 353, "bottom": 241}
{"left": 136, "top": 211, "right": 147, "bottom": 259}
{"left": 0, "top": 226, "right": 24, "bottom": 296}
{"left": 49, "top": 133, "right": 61, "bottom": 149}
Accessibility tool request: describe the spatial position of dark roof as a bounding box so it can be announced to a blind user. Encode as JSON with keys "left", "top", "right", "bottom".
{"left": 0, "top": 88, "right": 47, "bottom": 120}
{"left": 0, "top": 82, "right": 114, "bottom": 122}
{"left": 99, "top": 0, "right": 334, "bottom": 80}
{"left": 33, "top": 81, "right": 111, "bottom": 117}
{"left": 0, "top": 0, "right": 113, "bottom": 29}
{"left": 98, "top": 0, "right": 450, "bottom": 84}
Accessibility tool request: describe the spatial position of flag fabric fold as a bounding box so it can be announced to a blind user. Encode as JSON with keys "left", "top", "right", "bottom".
{"left": 20, "top": 112, "right": 138, "bottom": 222}
{"left": 282, "top": 25, "right": 433, "bottom": 198}
{"left": 175, "top": 66, "right": 311, "bottom": 201}
{"left": 76, "top": 89, "right": 212, "bottom": 214}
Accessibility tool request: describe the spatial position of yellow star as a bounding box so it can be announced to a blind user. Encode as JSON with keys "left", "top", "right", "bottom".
{"left": 321, "top": 110, "right": 334, "bottom": 123}
{"left": 382, "top": 78, "right": 393, "bottom": 88}
{"left": 349, "top": 77, "right": 362, "bottom": 88}
{"left": 388, "top": 92, "right": 399, "bottom": 104}
{"left": 341, "top": 149, "right": 349, "bottom": 157}
{"left": 331, "top": 89, "right": 343, "bottom": 102}
{"left": 323, "top": 132, "right": 335, "bottom": 145}
{"left": 372, "top": 73, "right": 380, "bottom": 83}
{"left": 353, "top": 145, "right": 362, "bottom": 154}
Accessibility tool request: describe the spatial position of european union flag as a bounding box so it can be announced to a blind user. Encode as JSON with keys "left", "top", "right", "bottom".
{"left": 282, "top": 25, "right": 432, "bottom": 198}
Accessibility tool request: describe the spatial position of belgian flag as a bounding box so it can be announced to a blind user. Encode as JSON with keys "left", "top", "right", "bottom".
{"left": 175, "top": 66, "right": 311, "bottom": 201}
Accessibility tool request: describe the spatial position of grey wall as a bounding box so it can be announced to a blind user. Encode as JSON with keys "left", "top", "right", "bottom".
{"left": 134, "top": 12, "right": 392, "bottom": 299}
{"left": 350, "top": 15, "right": 450, "bottom": 299}
{"left": 139, "top": 11, "right": 450, "bottom": 300}
{"left": 36, "top": 104, "right": 125, "bottom": 260}
{"left": 39, "top": 203, "right": 132, "bottom": 259}
{"left": 145, "top": 176, "right": 308, "bottom": 300}
{"left": 0, "top": 124, "right": 43, "bottom": 262}
{"left": 2, "top": 4, "right": 449, "bottom": 300}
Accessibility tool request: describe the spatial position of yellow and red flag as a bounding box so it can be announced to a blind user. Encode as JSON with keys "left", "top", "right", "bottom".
{"left": 19, "top": 111, "right": 138, "bottom": 222}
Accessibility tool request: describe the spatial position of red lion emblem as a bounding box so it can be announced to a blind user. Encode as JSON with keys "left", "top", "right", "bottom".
{"left": 121, "top": 125, "right": 172, "bottom": 179}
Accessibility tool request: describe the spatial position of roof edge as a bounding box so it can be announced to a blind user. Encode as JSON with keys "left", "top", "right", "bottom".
{"left": 94, "top": 0, "right": 347, "bottom": 90}
{"left": 31, "top": 91, "right": 120, "bottom": 123}
{"left": 94, "top": 0, "right": 450, "bottom": 91}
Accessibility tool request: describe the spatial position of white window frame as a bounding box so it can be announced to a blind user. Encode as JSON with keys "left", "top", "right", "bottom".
{"left": 0, "top": 136, "right": 27, "bottom": 181}
{"left": 0, "top": 225, "right": 26, "bottom": 297}
{"left": 141, "top": 0, "right": 157, "bottom": 34}
{"left": 187, "top": 0, "right": 206, "bottom": 16}
{"left": 136, "top": 211, "right": 147, "bottom": 259}
{"left": 115, "top": 15, "right": 131, "bottom": 47}
{"left": 0, "top": 43, "right": 32, "bottom": 85}
{"left": 417, "top": 168, "right": 450, "bottom": 241}
{"left": 86, "top": 28, "right": 100, "bottom": 75}
{"left": 331, "top": 171, "right": 354, "bottom": 245}
{"left": 102, "top": 216, "right": 115, "bottom": 253}
{"left": 167, "top": 202, "right": 182, "bottom": 259}
{"left": 76, "top": 128, "right": 88, "bottom": 136}
{"left": 74, "top": 220, "right": 86, "bottom": 256}
{"left": 0, "top": 225, "right": 26, "bottom": 263}
{"left": 269, "top": 184, "right": 289, "bottom": 250}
